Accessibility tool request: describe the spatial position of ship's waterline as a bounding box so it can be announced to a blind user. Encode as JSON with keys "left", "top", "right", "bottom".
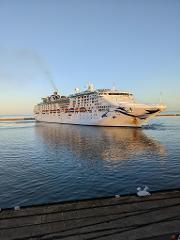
{"left": 34, "top": 85, "right": 166, "bottom": 127}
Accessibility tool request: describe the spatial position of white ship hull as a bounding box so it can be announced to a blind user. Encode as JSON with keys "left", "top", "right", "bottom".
{"left": 35, "top": 104, "right": 165, "bottom": 127}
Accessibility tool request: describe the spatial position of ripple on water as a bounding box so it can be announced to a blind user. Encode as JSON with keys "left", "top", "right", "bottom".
{"left": 0, "top": 117, "right": 180, "bottom": 207}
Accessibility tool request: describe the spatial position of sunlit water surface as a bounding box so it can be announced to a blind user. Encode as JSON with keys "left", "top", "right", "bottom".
{"left": 0, "top": 117, "right": 180, "bottom": 208}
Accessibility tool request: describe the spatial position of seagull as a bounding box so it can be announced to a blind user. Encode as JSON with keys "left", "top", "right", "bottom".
{"left": 137, "top": 186, "right": 151, "bottom": 197}
{"left": 14, "top": 206, "right": 20, "bottom": 211}
{"left": 115, "top": 194, "right": 120, "bottom": 198}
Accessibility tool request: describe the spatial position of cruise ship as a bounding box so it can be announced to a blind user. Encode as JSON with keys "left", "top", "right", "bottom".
{"left": 34, "top": 84, "right": 166, "bottom": 127}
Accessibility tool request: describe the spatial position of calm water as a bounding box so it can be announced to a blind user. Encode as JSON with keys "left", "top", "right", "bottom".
{"left": 0, "top": 117, "right": 180, "bottom": 208}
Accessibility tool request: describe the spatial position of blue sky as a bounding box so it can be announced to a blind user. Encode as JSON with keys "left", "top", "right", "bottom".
{"left": 0, "top": 0, "right": 179, "bottom": 114}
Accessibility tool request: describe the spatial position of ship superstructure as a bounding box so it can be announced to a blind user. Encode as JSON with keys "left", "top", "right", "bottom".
{"left": 34, "top": 84, "right": 166, "bottom": 127}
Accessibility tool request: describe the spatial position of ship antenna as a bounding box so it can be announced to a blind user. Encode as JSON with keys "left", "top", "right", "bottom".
{"left": 112, "top": 82, "right": 116, "bottom": 91}
{"left": 159, "top": 91, "right": 163, "bottom": 104}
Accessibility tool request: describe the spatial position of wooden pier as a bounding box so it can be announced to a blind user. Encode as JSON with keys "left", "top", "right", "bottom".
{"left": 0, "top": 189, "right": 180, "bottom": 240}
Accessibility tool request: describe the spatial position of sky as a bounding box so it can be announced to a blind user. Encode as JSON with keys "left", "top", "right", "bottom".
{"left": 0, "top": 0, "right": 179, "bottom": 114}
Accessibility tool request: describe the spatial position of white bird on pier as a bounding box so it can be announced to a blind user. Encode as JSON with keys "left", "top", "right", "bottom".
{"left": 115, "top": 194, "right": 120, "bottom": 198}
{"left": 137, "top": 186, "right": 151, "bottom": 197}
{"left": 14, "top": 206, "right": 20, "bottom": 211}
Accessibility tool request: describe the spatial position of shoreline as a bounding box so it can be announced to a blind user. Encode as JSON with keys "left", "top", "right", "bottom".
{"left": 157, "top": 113, "right": 180, "bottom": 116}
{"left": 0, "top": 117, "right": 35, "bottom": 121}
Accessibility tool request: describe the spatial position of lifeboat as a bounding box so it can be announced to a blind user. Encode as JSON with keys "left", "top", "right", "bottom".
{"left": 80, "top": 107, "right": 86, "bottom": 112}
{"left": 50, "top": 110, "right": 56, "bottom": 113}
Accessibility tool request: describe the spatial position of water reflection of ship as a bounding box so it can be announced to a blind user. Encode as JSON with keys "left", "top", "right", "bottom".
{"left": 35, "top": 123, "right": 166, "bottom": 161}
